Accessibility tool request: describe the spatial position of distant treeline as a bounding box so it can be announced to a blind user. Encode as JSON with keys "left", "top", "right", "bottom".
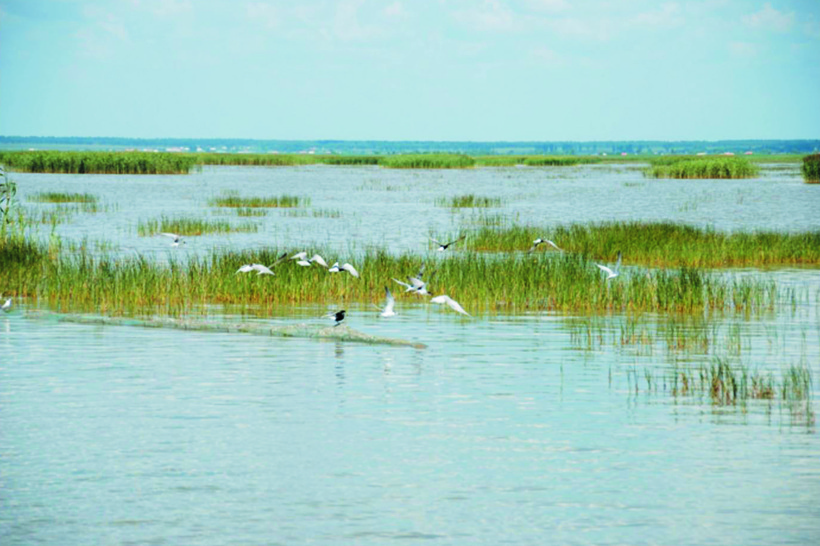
{"left": 2, "top": 136, "right": 818, "bottom": 156}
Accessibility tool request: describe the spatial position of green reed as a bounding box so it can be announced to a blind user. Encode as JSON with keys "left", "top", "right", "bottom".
{"left": 437, "top": 194, "right": 504, "bottom": 208}
{"left": 463, "top": 222, "right": 820, "bottom": 267}
{"left": 320, "top": 155, "right": 382, "bottom": 165}
{"left": 379, "top": 154, "right": 475, "bottom": 169}
{"left": 137, "top": 216, "right": 258, "bottom": 236}
{"left": 0, "top": 151, "right": 198, "bottom": 174}
{"left": 196, "top": 153, "right": 320, "bottom": 167}
{"left": 802, "top": 154, "right": 820, "bottom": 183}
{"left": 209, "top": 194, "right": 310, "bottom": 208}
{"left": 647, "top": 156, "right": 759, "bottom": 179}
{"left": 2, "top": 232, "right": 782, "bottom": 316}
{"left": 29, "top": 192, "right": 98, "bottom": 204}
{"left": 233, "top": 207, "right": 268, "bottom": 217}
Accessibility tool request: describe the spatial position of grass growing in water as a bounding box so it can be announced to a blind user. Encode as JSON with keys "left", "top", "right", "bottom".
{"left": 29, "top": 192, "right": 98, "bottom": 204}
{"left": 138, "top": 216, "right": 258, "bottom": 236}
{"left": 209, "top": 194, "right": 310, "bottom": 208}
{"left": 0, "top": 151, "right": 198, "bottom": 174}
{"left": 802, "top": 153, "right": 820, "bottom": 183}
{"left": 437, "top": 194, "right": 504, "bottom": 208}
{"left": 233, "top": 207, "right": 268, "bottom": 217}
{"left": 647, "top": 156, "right": 759, "bottom": 179}
{"left": 463, "top": 222, "right": 820, "bottom": 267}
{"left": 379, "top": 154, "right": 475, "bottom": 169}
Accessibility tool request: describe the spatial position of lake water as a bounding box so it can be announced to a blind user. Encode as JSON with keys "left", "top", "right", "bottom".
{"left": 2, "top": 164, "right": 819, "bottom": 545}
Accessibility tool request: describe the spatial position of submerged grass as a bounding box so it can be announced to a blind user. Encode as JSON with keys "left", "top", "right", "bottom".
{"left": 463, "top": 222, "right": 820, "bottom": 267}
{"left": 137, "top": 216, "right": 258, "bottom": 236}
{"left": 802, "top": 153, "right": 820, "bottom": 183}
{"left": 209, "top": 194, "right": 310, "bottom": 208}
{"left": 647, "top": 156, "right": 759, "bottom": 179}
{"left": 0, "top": 151, "right": 197, "bottom": 174}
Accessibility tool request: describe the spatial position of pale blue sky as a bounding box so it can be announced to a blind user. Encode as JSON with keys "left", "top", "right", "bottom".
{"left": 1, "top": 0, "right": 818, "bottom": 141}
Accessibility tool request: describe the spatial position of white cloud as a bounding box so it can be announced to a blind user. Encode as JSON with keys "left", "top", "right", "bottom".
{"left": 384, "top": 1, "right": 406, "bottom": 18}
{"left": 531, "top": 45, "right": 564, "bottom": 66}
{"left": 742, "top": 3, "right": 794, "bottom": 32}
{"left": 631, "top": 3, "right": 683, "bottom": 29}
{"left": 453, "top": 0, "right": 516, "bottom": 32}
{"left": 523, "top": 0, "right": 570, "bottom": 13}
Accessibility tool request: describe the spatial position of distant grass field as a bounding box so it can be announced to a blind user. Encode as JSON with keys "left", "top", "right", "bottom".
{"left": 647, "top": 156, "right": 759, "bottom": 179}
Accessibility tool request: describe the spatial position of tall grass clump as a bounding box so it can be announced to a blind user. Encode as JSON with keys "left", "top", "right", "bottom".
{"left": 647, "top": 156, "right": 759, "bottom": 179}
{"left": 802, "top": 154, "right": 820, "bottom": 183}
{"left": 196, "top": 153, "right": 320, "bottom": 167}
{"left": 437, "top": 194, "right": 504, "bottom": 208}
{"left": 379, "top": 154, "right": 475, "bottom": 169}
{"left": 320, "top": 155, "right": 382, "bottom": 165}
{"left": 0, "top": 151, "right": 197, "bottom": 174}
{"left": 29, "top": 192, "right": 98, "bottom": 204}
{"left": 523, "top": 156, "right": 600, "bottom": 167}
{"left": 463, "top": 221, "right": 820, "bottom": 267}
{"left": 138, "top": 216, "right": 258, "bottom": 236}
{"left": 209, "top": 193, "right": 310, "bottom": 208}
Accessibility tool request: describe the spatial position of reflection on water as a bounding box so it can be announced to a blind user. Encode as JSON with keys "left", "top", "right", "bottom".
{"left": 2, "top": 164, "right": 819, "bottom": 545}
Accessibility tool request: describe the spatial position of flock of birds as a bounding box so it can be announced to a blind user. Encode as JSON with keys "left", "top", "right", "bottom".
{"left": 0, "top": 235, "right": 622, "bottom": 324}
{"left": 223, "top": 234, "right": 622, "bottom": 327}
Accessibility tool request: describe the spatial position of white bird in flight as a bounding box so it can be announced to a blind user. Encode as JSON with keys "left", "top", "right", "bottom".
{"left": 328, "top": 262, "right": 341, "bottom": 273}
{"left": 529, "top": 238, "right": 562, "bottom": 253}
{"left": 290, "top": 251, "right": 308, "bottom": 261}
{"left": 236, "top": 252, "right": 287, "bottom": 275}
{"left": 376, "top": 286, "right": 397, "bottom": 317}
{"left": 429, "top": 235, "right": 465, "bottom": 252}
{"left": 161, "top": 233, "right": 185, "bottom": 247}
{"left": 1, "top": 296, "right": 11, "bottom": 313}
{"left": 340, "top": 263, "right": 359, "bottom": 278}
{"left": 430, "top": 294, "right": 470, "bottom": 316}
{"left": 393, "top": 275, "right": 429, "bottom": 296}
{"left": 595, "top": 251, "right": 622, "bottom": 280}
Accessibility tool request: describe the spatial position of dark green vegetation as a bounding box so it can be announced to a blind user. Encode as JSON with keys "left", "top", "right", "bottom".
{"left": 647, "top": 156, "right": 759, "bottom": 179}
{"left": 137, "top": 216, "right": 258, "bottom": 236}
{"left": 463, "top": 222, "right": 820, "bottom": 267}
{"left": 29, "top": 192, "right": 98, "bottom": 204}
{"left": 0, "top": 151, "right": 197, "bottom": 174}
{"left": 437, "top": 194, "right": 504, "bottom": 208}
{"left": 803, "top": 153, "right": 820, "bottom": 183}
{"left": 209, "top": 194, "right": 310, "bottom": 208}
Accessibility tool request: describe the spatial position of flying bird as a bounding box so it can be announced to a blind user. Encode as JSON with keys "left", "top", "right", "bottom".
{"left": 1, "top": 296, "right": 11, "bottom": 313}
{"left": 393, "top": 276, "right": 430, "bottom": 296}
{"left": 328, "top": 262, "right": 341, "bottom": 273}
{"left": 309, "top": 254, "right": 329, "bottom": 268}
{"left": 161, "top": 233, "right": 185, "bottom": 247}
{"left": 429, "top": 235, "right": 465, "bottom": 252}
{"left": 290, "top": 251, "right": 308, "bottom": 261}
{"left": 324, "top": 309, "right": 346, "bottom": 326}
{"left": 340, "top": 263, "right": 359, "bottom": 278}
{"left": 377, "top": 286, "right": 396, "bottom": 317}
{"left": 236, "top": 252, "right": 287, "bottom": 275}
{"left": 529, "top": 238, "right": 562, "bottom": 253}
{"left": 595, "top": 251, "right": 622, "bottom": 280}
{"left": 430, "top": 294, "right": 470, "bottom": 316}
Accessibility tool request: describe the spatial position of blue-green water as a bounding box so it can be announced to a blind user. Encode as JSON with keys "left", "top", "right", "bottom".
{"left": 2, "top": 164, "right": 819, "bottom": 545}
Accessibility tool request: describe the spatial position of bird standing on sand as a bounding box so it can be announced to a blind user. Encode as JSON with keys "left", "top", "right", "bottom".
{"left": 325, "top": 309, "right": 346, "bottom": 326}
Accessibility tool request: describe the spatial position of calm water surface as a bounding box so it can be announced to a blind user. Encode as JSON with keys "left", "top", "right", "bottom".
{"left": 2, "top": 164, "right": 819, "bottom": 545}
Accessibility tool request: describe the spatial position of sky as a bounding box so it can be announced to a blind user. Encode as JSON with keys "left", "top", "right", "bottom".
{"left": 1, "top": 0, "right": 818, "bottom": 141}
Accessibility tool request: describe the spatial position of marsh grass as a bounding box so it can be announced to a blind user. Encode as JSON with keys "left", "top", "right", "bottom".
{"left": 321, "top": 155, "right": 382, "bottom": 165}
{"left": 209, "top": 193, "right": 310, "bottom": 208}
{"left": 29, "top": 192, "right": 98, "bottom": 204}
{"left": 197, "top": 153, "right": 319, "bottom": 167}
{"left": 283, "top": 208, "right": 343, "bottom": 218}
{"left": 464, "top": 222, "right": 820, "bottom": 267}
{"left": 0, "top": 151, "right": 197, "bottom": 174}
{"left": 233, "top": 207, "right": 268, "bottom": 217}
{"left": 802, "top": 154, "right": 820, "bottom": 183}
{"left": 437, "top": 194, "right": 504, "bottom": 208}
{"left": 137, "top": 216, "right": 259, "bottom": 236}
{"left": 379, "top": 154, "right": 475, "bottom": 169}
{"left": 647, "top": 156, "right": 759, "bottom": 179}
{"left": 1, "top": 231, "right": 781, "bottom": 316}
